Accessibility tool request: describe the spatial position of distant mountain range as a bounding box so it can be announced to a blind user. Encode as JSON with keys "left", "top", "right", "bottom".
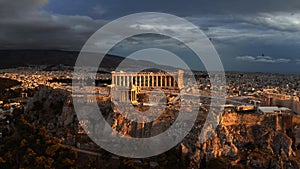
{"left": 0, "top": 50, "right": 78, "bottom": 68}
{"left": 0, "top": 50, "right": 176, "bottom": 71}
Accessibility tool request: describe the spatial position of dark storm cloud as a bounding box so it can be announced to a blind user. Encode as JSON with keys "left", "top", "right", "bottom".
{"left": 1, "top": 0, "right": 299, "bottom": 50}
{"left": 101, "top": 0, "right": 300, "bottom": 17}
{"left": 0, "top": 0, "right": 47, "bottom": 17}
{"left": 0, "top": 0, "right": 106, "bottom": 50}
{"left": 0, "top": 0, "right": 299, "bottom": 72}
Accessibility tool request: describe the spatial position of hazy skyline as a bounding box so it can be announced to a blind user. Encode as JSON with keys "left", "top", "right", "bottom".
{"left": 1, "top": 0, "right": 300, "bottom": 73}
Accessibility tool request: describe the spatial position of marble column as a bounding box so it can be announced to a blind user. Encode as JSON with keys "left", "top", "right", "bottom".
{"left": 122, "top": 76, "right": 125, "bottom": 86}
{"left": 152, "top": 75, "right": 154, "bottom": 87}
{"left": 164, "top": 75, "right": 168, "bottom": 87}
{"left": 126, "top": 76, "right": 129, "bottom": 87}
{"left": 173, "top": 78, "right": 176, "bottom": 87}
{"left": 139, "top": 75, "right": 142, "bottom": 86}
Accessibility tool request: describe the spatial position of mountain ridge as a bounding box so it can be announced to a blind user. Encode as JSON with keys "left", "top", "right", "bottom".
{"left": 0, "top": 49, "right": 176, "bottom": 71}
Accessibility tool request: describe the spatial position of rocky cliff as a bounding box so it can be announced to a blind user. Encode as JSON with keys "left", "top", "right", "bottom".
{"left": 109, "top": 109, "right": 300, "bottom": 168}
{"left": 25, "top": 87, "right": 300, "bottom": 168}
{"left": 180, "top": 112, "right": 300, "bottom": 169}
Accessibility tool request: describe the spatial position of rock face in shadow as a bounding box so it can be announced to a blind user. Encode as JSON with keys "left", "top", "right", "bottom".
{"left": 26, "top": 86, "right": 76, "bottom": 128}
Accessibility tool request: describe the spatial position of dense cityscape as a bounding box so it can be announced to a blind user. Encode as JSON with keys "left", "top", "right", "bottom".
{"left": 0, "top": 64, "right": 300, "bottom": 168}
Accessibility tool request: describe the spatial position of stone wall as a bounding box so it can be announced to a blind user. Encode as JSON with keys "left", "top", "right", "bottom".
{"left": 220, "top": 112, "right": 297, "bottom": 134}
{"left": 220, "top": 112, "right": 273, "bottom": 127}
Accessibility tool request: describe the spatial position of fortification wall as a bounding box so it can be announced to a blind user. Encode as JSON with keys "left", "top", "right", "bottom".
{"left": 220, "top": 112, "right": 299, "bottom": 134}
{"left": 221, "top": 112, "right": 271, "bottom": 125}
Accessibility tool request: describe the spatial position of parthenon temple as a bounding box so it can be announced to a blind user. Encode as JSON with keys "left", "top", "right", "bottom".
{"left": 110, "top": 70, "right": 184, "bottom": 103}
{"left": 111, "top": 70, "right": 184, "bottom": 89}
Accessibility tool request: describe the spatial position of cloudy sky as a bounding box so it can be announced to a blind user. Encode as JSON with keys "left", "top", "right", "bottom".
{"left": 1, "top": 0, "right": 300, "bottom": 73}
